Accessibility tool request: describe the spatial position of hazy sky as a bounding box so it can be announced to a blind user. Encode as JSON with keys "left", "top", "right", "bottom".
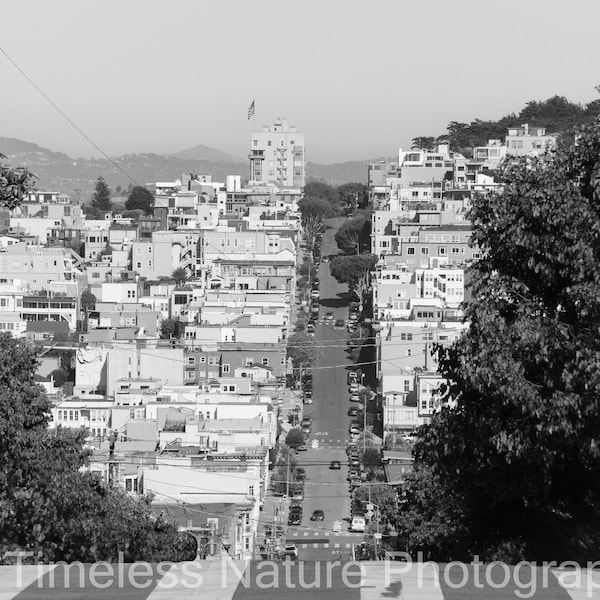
{"left": 2, "top": 0, "right": 599, "bottom": 164}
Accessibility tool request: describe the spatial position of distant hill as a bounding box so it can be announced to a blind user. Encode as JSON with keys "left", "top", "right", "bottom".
{"left": 0, "top": 137, "right": 373, "bottom": 198}
{"left": 170, "top": 144, "right": 245, "bottom": 163}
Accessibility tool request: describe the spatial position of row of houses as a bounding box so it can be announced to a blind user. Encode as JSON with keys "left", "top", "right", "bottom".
{"left": 368, "top": 124, "right": 556, "bottom": 448}
{"left": 2, "top": 118, "right": 308, "bottom": 559}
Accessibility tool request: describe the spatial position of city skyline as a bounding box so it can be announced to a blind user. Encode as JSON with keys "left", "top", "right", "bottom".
{"left": 2, "top": 0, "right": 599, "bottom": 164}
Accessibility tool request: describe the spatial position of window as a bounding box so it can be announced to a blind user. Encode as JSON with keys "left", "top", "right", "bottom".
{"left": 407, "top": 247, "right": 415, "bottom": 255}
{"left": 245, "top": 358, "right": 253, "bottom": 366}
{"left": 438, "top": 247, "right": 446, "bottom": 255}
{"left": 404, "top": 380, "right": 410, "bottom": 393}
{"left": 262, "top": 357, "right": 269, "bottom": 366}
{"left": 222, "top": 364, "right": 230, "bottom": 373}
{"left": 127, "top": 290, "right": 135, "bottom": 298}
{"left": 249, "top": 485, "right": 254, "bottom": 496}
{"left": 420, "top": 247, "right": 429, "bottom": 255}
{"left": 187, "top": 356, "right": 196, "bottom": 365}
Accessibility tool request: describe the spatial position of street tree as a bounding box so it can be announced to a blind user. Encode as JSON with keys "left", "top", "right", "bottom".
{"left": 335, "top": 214, "right": 371, "bottom": 254}
{"left": 88, "top": 175, "right": 112, "bottom": 217}
{"left": 303, "top": 213, "right": 325, "bottom": 252}
{"left": 337, "top": 183, "right": 369, "bottom": 211}
{"left": 80, "top": 289, "right": 96, "bottom": 312}
{"left": 298, "top": 196, "right": 336, "bottom": 220}
{"left": 286, "top": 331, "right": 319, "bottom": 374}
{"left": 125, "top": 185, "right": 154, "bottom": 213}
{"left": 303, "top": 181, "right": 339, "bottom": 209}
{"left": 0, "top": 153, "right": 37, "bottom": 210}
{"left": 411, "top": 118, "right": 600, "bottom": 561}
{"left": 329, "top": 254, "right": 378, "bottom": 289}
{"left": 352, "top": 484, "right": 399, "bottom": 530}
{"left": 285, "top": 428, "right": 305, "bottom": 449}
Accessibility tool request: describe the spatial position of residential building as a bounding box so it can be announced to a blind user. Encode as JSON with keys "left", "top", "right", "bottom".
{"left": 250, "top": 118, "right": 305, "bottom": 187}
{"left": 505, "top": 123, "right": 556, "bottom": 156}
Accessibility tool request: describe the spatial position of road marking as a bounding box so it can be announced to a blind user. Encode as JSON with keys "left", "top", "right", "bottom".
{"left": 324, "top": 544, "right": 329, "bottom": 548}
{"left": 313, "top": 544, "right": 318, "bottom": 548}
{"left": 334, "top": 543, "right": 340, "bottom": 548}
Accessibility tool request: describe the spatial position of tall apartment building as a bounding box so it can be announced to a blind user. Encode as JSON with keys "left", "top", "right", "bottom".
{"left": 249, "top": 118, "right": 305, "bottom": 188}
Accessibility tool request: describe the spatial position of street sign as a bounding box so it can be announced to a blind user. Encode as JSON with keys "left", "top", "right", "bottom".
{"left": 366, "top": 503, "right": 374, "bottom": 511}
{"left": 373, "top": 533, "right": 382, "bottom": 540}
{"left": 366, "top": 510, "right": 374, "bottom": 519}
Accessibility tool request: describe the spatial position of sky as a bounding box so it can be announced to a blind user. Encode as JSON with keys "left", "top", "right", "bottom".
{"left": 2, "top": 0, "right": 600, "bottom": 164}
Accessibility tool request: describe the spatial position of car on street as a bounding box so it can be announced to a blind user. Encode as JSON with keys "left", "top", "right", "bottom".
{"left": 350, "top": 516, "right": 366, "bottom": 532}
{"left": 291, "top": 488, "right": 304, "bottom": 500}
{"left": 349, "top": 394, "right": 360, "bottom": 403}
{"left": 349, "top": 458, "right": 361, "bottom": 469}
{"left": 288, "top": 512, "right": 302, "bottom": 526}
{"left": 302, "top": 396, "right": 313, "bottom": 405}
{"left": 284, "top": 544, "right": 299, "bottom": 558}
{"left": 301, "top": 416, "right": 312, "bottom": 426}
{"left": 348, "top": 406, "right": 360, "bottom": 417}
{"left": 301, "top": 425, "right": 311, "bottom": 436}
{"left": 349, "top": 382, "right": 359, "bottom": 393}
{"left": 334, "top": 319, "right": 345, "bottom": 328}
{"left": 311, "top": 290, "right": 320, "bottom": 299}
{"left": 321, "top": 256, "right": 329, "bottom": 263}
{"left": 295, "top": 467, "right": 306, "bottom": 480}
{"left": 325, "top": 312, "right": 334, "bottom": 321}
{"left": 329, "top": 460, "right": 341, "bottom": 469}
{"left": 310, "top": 510, "right": 325, "bottom": 521}
{"left": 306, "top": 323, "right": 315, "bottom": 335}
{"left": 296, "top": 444, "right": 307, "bottom": 451}
{"left": 348, "top": 371, "right": 359, "bottom": 384}
{"left": 346, "top": 442, "right": 357, "bottom": 454}
{"left": 349, "top": 426, "right": 361, "bottom": 436}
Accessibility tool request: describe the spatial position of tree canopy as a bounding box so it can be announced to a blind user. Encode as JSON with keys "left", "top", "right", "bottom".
{"left": 408, "top": 117, "right": 600, "bottom": 562}
{"left": 335, "top": 213, "right": 371, "bottom": 254}
{"left": 125, "top": 185, "right": 154, "bottom": 213}
{"left": 329, "top": 254, "right": 378, "bottom": 288}
{"left": 0, "top": 333, "right": 194, "bottom": 563}
{"left": 286, "top": 331, "right": 319, "bottom": 372}
{"left": 0, "top": 153, "right": 36, "bottom": 210}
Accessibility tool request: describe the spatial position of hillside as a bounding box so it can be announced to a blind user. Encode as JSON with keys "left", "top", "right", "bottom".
{"left": 0, "top": 137, "right": 370, "bottom": 198}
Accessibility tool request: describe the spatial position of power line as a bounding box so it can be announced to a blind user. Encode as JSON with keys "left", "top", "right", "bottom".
{"left": 0, "top": 45, "right": 140, "bottom": 187}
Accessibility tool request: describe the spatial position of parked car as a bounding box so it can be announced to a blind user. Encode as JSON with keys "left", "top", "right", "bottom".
{"left": 311, "top": 290, "right": 320, "bottom": 299}
{"left": 306, "top": 323, "right": 315, "bottom": 334}
{"left": 349, "top": 394, "right": 360, "bottom": 403}
{"left": 348, "top": 406, "right": 360, "bottom": 417}
{"left": 335, "top": 319, "right": 345, "bottom": 328}
{"left": 325, "top": 312, "right": 334, "bottom": 321}
{"left": 288, "top": 513, "right": 302, "bottom": 526}
{"left": 350, "top": 516, "right": 366, "bottom": 532}
{"left": 284, "top": 544, "right": 299, "bottom": 558}
{"left": 310, "top": 510, "right": 325, "bottom": 521}
{"left": 301, "top": 416, "right": 312, "bottom": 426}
{"left": 296, "top": 444, "right": 308, "bottom": 451}
{"left": 302, "top": 396, "right": 313, "bottom": 405}
{"left": 349, "top": 382, "right": 359, "bottom": 393}
{"left": 302, "top": 425, "right": 311, "bottom": 436}
{"left": 329, "top": 460, "right": 341, "bottom": 470}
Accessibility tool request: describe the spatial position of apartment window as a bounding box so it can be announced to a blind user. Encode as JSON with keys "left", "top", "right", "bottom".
{"left": 262, "top": 358, "right": 269, "bottom": 366}
{"left": 127, "top": 290, "right": 135, "bottom": 298}
{"left": 411, "top": 191, "right": 419, "bottom": 198}
{"left": 187, "top": 356, "right": 196, "bottom": 365}
{"left": 407, "top": 247, "right": 415, "bottom": 255}
{"left": 420, "top": 247, "right": 429, "bottom": 255}
{"left": 222, "top": 364, "right": 230, "bottom": 373}
{"left": 451, "top": 247, "right": 461, "bottom": 255}
{"left": 245, "top": 358, "right": 253, "bottom": 366}
{"left": 249, "top": 485, "right": 254, "bottom": 496}
{"left": 438, "top": 247, "right": 446, "bottom": 255}
{"left": 404, "top": 380, "right": 410, "bottom": 393}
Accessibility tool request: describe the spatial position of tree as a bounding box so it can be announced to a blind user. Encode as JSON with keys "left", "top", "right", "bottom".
{"left": 329, "top": 254, "right": 378, "bottom": 289}
{"left": 0, "top": 333, "right": 195, "bottom": 563}
{"left": 361, "top": 447, "right": 382, "bottom": 468}
{"left": 337, "top": 183, "right": 369, "bottom": 211}
{"left": 0, "top": 153, "right": 37, "bottom": 209}
{"left": 411, "top": 136, "right": 436, "bottom": 151}
{"left": 303, "top": 181, "right": 339, "bottom": 209}
{"left": 352, "top": 484, "right": 399, "bottom": 531}
{"left": 125, "top": 185, "right": 154, "bottom": 213}
{"left": 298, "top": 196, "right": 336, "bottom": 221}
{"left": 286, "top": 331, "right": 319, "bottom": 373}
{"left": 285, "top": 428, "right": 305, "bottom": 449}
{"left": 80, "top": 289, "right": 96, "bottom": 312}
{"left": 159, "top": 317, "right": 181, "bottom": 339}
{"left": 302, "top": 213, "right": 325, "bottom": 253}
{"left": 411, "top": 118, "right": 600, "bottom": 561}
{"left": 88, "top": 175, "right": 112, "bottom": 217}
{"left": 335, "top": 214, "right": 371, "bottom": 254}
{"left": 172, "top": 267, "right": 188, "bottom": 286}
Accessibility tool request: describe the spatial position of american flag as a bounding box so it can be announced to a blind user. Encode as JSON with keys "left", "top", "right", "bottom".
{"left": 247, "top": 100, "right": 255, "bottom": 120}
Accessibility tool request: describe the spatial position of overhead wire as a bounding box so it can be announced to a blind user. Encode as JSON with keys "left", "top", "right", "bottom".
{"left": 0, "top": 45, "right": 141, "bottom": 187}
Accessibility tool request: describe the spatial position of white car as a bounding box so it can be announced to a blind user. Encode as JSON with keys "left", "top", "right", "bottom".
{"left": 311, "top": 290, "right": 320, "bottom": 299}
{"left": 350, "top": 516, "right": 366, "bottom": 532}
{"left": 283, "top": 544, "right": 298, "bottom": 559}
{"left": 349, "top": 383, "right": 359, "bottom": 393}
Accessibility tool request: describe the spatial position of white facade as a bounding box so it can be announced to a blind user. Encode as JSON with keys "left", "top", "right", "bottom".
{"left": 250, "top": 118, "right": 305, "bottom": 187}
